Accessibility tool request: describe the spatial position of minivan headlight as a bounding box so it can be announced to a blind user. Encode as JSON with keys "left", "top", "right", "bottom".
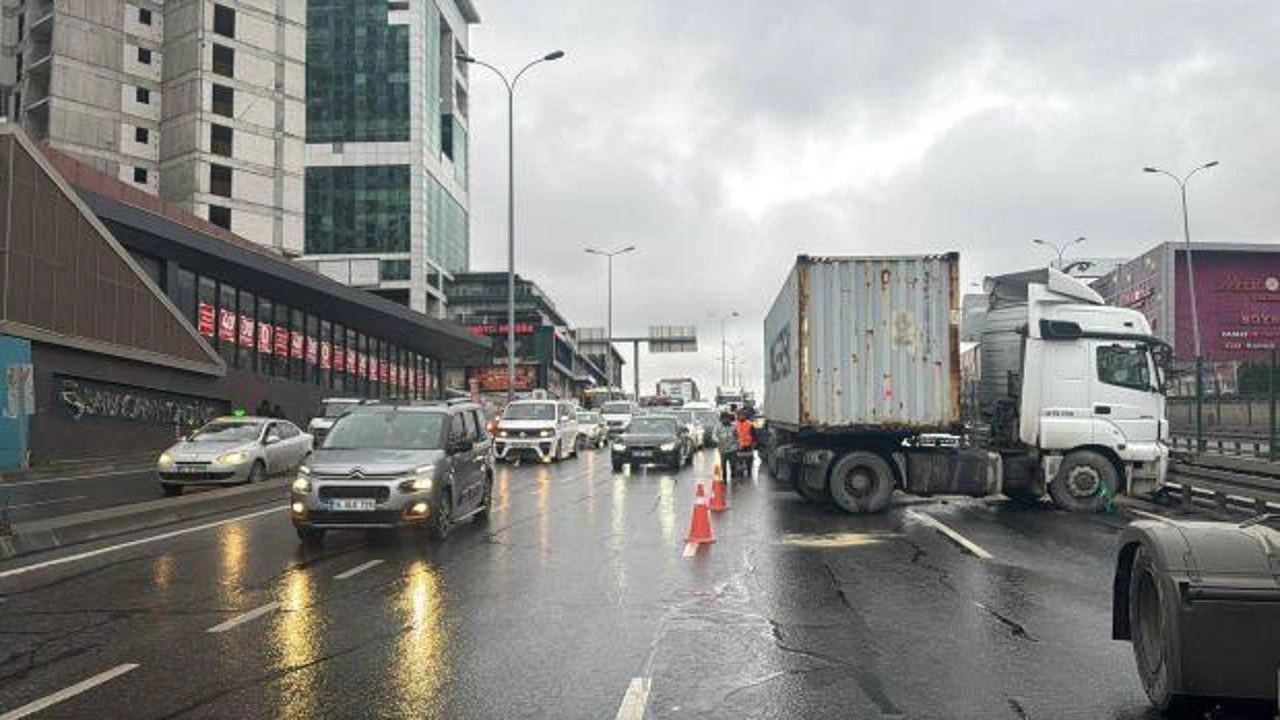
{"left": 660, "top": 442, "right": 677, "bottom": 452}
{"left": 400, "top": 465, "right": 435, "bottom": 492}
{"left": 291, "top": 477, "right": 311, "bottom": 493}
{"left": 539, "top": 428, "right": 554, "bottom": 437}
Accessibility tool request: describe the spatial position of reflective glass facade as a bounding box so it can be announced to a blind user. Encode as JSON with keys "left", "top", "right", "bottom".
{"left": 428, "top": 177, "right": 468, "bottom": 273}
{"left": 305, "top": 165, "right": 411, "bottom": 254}
{"left": 306, "top": 0, "right": 410, "bottom": 143}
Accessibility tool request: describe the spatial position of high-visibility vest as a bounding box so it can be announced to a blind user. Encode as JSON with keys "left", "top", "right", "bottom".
{"left": 735, "top": 420, "right": 754, "bottom": 448}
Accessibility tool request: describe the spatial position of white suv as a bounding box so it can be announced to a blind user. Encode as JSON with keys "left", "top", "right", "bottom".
{"left": 600, "top": 401, "right": 637, "bottom": 440}
{"left": 495, "top": 400, "right": 580, "bottom": 463}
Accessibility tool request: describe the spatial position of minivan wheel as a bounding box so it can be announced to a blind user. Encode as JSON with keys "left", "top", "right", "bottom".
{"left": 430, "top": 491, "right": 452, "bottom": 541}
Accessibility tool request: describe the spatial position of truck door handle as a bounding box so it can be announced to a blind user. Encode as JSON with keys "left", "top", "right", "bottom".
{"left": 1094, "top": 405, "right": 1111, "bottom": 415}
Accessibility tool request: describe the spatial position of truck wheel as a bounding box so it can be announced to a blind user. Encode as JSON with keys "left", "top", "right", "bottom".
{"left": 1049, "top": 450, "right": 1118, "bottom": 513}
{"left": 792, "top": 474, "right": 828, "bottom": 504}
{"left": 827, "top": 452, "right": 894, "bottom": 514}
{"left": 1128, "top": 545, "right": 1187, "bottom": 712}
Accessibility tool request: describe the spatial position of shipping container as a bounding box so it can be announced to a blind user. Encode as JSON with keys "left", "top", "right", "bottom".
{"left": 763, "top": 254, "right": 960, "bottom": 432}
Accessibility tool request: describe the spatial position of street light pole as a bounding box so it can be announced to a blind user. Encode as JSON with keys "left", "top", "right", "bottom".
{"left": 585, "top": 245, "right": 636, "bottom": 395}
{"left": 1144, "top": 162, "right": 1217, "bottom": 360}
{"left": 711, "top": 311, "right": 738, "bottom": 387}
{"left": 1032, "top": 236, "right": 1086, "bottom": 270}
{"left": 1145, "top": 161, "right": 1218, "bottom": 452}
{"left": 459, "top": 50, "right": 565, "bottom": 404}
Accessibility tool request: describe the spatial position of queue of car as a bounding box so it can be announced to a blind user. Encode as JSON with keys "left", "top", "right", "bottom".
{"left": 154, "top": 394, "right": 732, "bottom": 546}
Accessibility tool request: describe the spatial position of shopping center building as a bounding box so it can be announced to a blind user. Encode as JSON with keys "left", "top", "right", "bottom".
{"left": 0, "top": 126, "right": 486, "bottom": 469}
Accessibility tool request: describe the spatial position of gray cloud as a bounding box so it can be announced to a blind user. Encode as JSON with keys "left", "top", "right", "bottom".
{"left": 464, "top": 0, "right": 1280, "bottom": 397}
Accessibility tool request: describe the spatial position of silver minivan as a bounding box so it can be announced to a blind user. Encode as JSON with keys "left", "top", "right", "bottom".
{"left": 290, "top": 404, "right": 493, "bottom": 543}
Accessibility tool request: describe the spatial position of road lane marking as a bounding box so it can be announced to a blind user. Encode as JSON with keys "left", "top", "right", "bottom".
{"left": 205, "top": 601, "right": 280, "bottom": 633}
{"left": 0, "top": 468, "right": 154, "bottom": 488}
{"left": 0, "top": 663, "right": 139, "bottom": 720}
{"left": 334, "top": 559, "right": 383, "bottom": 580}
{"left": 614, "top": 677, "right": 651, "bottom": 720}
{"left": 682, "top": 542, "right": 698, "bottom": 558}
{"left": 0, "top": 506, "right": 286, "bottom": 579}
{"left": 4, "top": 495, "right": 89, "bottom": 510}
{"left": 905, "top": 510, "right": 993, "bottom": 561}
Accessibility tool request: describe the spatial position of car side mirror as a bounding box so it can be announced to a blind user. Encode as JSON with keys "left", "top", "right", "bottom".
{"left": 450, "top": 439, "right": 474, "bottom": 454}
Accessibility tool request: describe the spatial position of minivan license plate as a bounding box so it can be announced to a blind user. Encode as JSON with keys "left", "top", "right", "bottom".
{"left": 331, "top": 499, "right": 375, "bottom": 511}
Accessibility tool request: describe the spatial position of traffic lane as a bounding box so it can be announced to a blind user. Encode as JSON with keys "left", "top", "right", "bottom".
{"left": 0, "top": 449, "right": 705, "bottom": 718}
{"left": 0, "top": 466, "right": 164, "bottom": 523}
{"left": 637, "top": 485, "right": 1172, "bottom": 720}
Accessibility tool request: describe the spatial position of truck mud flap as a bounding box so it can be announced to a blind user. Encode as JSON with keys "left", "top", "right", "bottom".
{"left": 777, "top": 446, "right": 836, "bottom": 501}
{"left": 899, "top": 448, "right": 1002, "bottom": 498}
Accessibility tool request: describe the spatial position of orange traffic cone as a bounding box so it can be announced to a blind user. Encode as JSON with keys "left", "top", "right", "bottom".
{"left": 709, "top": 475, "right": 728, "bottom": 512}
{"left": 713, "top": 464, "right": 723, "bottom": 481}
{"left": 686, "top": 483, "right": 715, "bottom": 544}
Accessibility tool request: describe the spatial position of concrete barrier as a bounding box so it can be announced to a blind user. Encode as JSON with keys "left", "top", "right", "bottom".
{"left": 0, "top": 479, "right": 289, "bottom": 562}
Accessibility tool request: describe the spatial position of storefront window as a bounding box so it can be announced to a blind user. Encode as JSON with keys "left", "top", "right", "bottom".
{"left": 237, "top": 290, "right": 256, "bottom": 372}
{"left": 275, "top": 303, "right": 293, "bottom": 379}
{"left": 332, "top": 323, "right": 346, "bottom": 391}
{"left": 319, "top": 319, "right": 332, "bottom": 389}
{"left": 305, "top": 314, "right": 320, "bottom": 385}
{"left": 290, "top": 308, "right": 305, "bottom": 381}
{"left": 197, "top": 276, "right": 217, "bottom": 340}
{"left": 258, "top": 296, "right": 274, "bottom": 376}
{"left": 347, "top": 329, "right": 359, "bottom": 395}
{"left": 218, "top": 282, "right": 237, "bottom": 367}
{"left": 175, "top": 268, "right": 197, "bottom": 325}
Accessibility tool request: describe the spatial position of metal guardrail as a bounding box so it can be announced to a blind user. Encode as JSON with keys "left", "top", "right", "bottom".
{"left": 1165, "top": 456, "right": 1280, "bottom": 514}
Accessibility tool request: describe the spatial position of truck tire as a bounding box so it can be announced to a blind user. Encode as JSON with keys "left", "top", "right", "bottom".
{"left": 827, "top": 451, "right": 895, "bottom": 514}
{"left": 1128, "top": 545, "right": 1188, "bottom": 712}
{"left": 1049, "top": 450, "right": 1118, "bottom": 513}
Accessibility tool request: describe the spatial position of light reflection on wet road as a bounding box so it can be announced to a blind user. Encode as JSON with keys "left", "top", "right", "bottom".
{"left": 0, "top": 448, "right": 1272, "bottom": 719}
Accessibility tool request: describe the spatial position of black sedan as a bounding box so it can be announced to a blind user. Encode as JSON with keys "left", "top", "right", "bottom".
{"left": 610, "top": 415, "right": 694, "bottom": 472}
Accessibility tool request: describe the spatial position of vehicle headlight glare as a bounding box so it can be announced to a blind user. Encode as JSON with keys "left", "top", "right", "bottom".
{"left": 540, "top": 428, "right": 554, "bottom": 437}
{"left": 297, "top": 465, "right": 311, "bottom": 476}
{"left": 499, "top": 430, "right": 510, "bottom": 438}
{"left": 612, "top": 443, "right": 626, "bottom": 452}
{"left": 291, "top": 477, "right": 311, "bottom": 493}
{"left": 213, "top": 451, "right": 250, "bottom": 466}
{"left": 157, "top": 452, "right": 174, "bottom": 468}
{"left": 660, "top": 442, "right": 677, "bottom": 452}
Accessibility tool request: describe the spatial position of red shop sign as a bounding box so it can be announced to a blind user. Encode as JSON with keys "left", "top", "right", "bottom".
{"left": 305, "top": 337, "right": 318, "bottom": 365}
{"left": 218, "top": 308, "right": 236, "bottom": 342}
{"left": 274, "top": 326, "right": 290, "bottom": 356}
{"left": 319, "top": 341, "right": 332, "bottom": 370}
{"left": 290, "top": 331, "right": 304, "bottom": 359}
{"left": 197, "top": 302, "right": 215, "bottom": 336}
{"left": 332, "top": 346, "right": 345, "bottom": 371}
{"left": 238, "top": 316, "right": 255, "bottom": 347}
{"left": 257, "top": 323, "right": 272, "bottom": 351}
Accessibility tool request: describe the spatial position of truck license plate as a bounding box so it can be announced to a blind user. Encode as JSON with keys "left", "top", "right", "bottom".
{"left": 331, "top": 499, "right": 375, "bottom": 511}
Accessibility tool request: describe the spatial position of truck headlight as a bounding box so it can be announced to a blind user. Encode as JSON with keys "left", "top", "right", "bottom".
{"left": 660, "top": 442, "right": 677, "bottom": 452}
{"left": 540, "top": 428, "right": 554, "bottom": 437}
{"left": 157, "top": 452, "right": 175, "bottom": 469}
{"left": 611, "top": 442, "right": 627, "bottom": 452}
{"left": 213, "top": 451, "right": 250, "bottom": 466}
{"left": 291, "top": 477, "right": 311, "bottom": 493}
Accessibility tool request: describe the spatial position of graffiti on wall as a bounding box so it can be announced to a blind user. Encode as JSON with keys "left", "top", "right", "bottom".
{"left": 55, "top": 375, "right": 227, "bottom": 428}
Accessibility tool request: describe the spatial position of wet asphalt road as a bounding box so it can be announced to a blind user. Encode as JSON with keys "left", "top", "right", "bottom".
{"left": 0, "top": 449, "right": 1272, "bottom": 719}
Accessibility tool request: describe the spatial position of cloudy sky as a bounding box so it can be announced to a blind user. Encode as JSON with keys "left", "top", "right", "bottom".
{"left": 463, "top": 0, "right": 1280, "bottom": 398}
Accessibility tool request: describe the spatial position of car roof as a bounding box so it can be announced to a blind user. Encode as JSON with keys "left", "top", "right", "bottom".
{"left": 210, "top": 415, "right": 271, "bottom": 423}
{"left": 321, "top": 397, "right": 364, "bottom": 404}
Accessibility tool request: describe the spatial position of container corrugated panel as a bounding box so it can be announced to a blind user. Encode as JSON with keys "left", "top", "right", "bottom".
{"left": 764, "top": 254, "right": 961, "bottom": 431}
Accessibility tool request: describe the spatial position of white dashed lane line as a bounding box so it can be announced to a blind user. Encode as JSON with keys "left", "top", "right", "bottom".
{"left": 0, "top": 663, "right": 139, "bottom": 720}
{"left": 905, "top": 509, "right": 994, "bottom": 561}
{"left": 614, "top": 677, "right": 651, "bottom": 720}
{"left": 205, "top": 602, "right": 280, "bottom": 633}
{"left": 334, "top": 559, "right": 384, "bottom": 580}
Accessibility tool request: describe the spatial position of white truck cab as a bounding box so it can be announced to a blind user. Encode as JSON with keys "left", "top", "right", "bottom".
{"left": 1010, "top": 271, "right": 1170, "bottom": 509}
{"left": 495, "top": 400, "right": 580, "bottom": 463}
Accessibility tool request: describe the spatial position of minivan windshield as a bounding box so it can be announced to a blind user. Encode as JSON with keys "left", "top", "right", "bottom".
{"left": 189, "top": 421, "right": 264, "bottom": 443}
{"left": 602, "top": 402, "right": 632, "bottom": 415}
{"left": 322, "top": 412, "right": 445, "bottom": 450}
{"left": 577, "top": 412, "right": 601, "bottom": 423}
{"left": 503, "top": 403, "right": 556, "bottom": 420}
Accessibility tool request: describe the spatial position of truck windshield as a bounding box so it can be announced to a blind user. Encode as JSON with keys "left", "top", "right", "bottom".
{"left": 1097, "top": 345, "right": 1153, "bottom": 392}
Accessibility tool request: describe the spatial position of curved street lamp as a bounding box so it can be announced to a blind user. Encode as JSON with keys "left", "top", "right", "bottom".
{"left": 1031, "top": 236, "right": 1086, "bottom": 270}
{"left": 584, "top": 245, "right": 637, "bottom": 391}
{"left": 458, "top": 50, "right": 566, "bottom": 402}
{"left": 1143, "top": 161, "right": 1218, "bottom": 360}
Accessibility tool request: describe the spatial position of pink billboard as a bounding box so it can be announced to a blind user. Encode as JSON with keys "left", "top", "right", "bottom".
{"left": 1175, "top": 250, "right": 1280, "bottom": 361}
